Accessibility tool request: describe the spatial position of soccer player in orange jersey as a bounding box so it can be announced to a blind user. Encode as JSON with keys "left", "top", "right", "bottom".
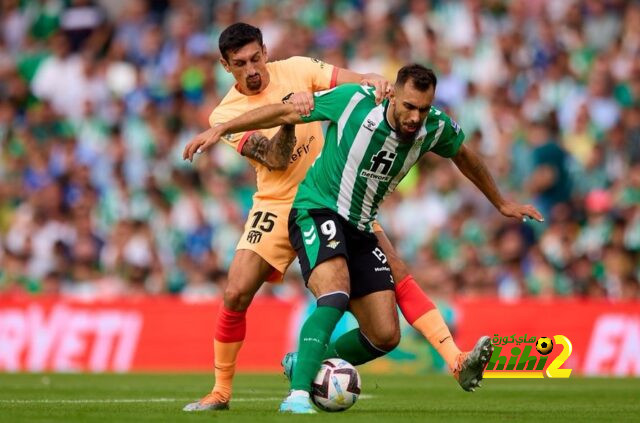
{"left": 183, "top": 23, "right": 489, "bottom": 411}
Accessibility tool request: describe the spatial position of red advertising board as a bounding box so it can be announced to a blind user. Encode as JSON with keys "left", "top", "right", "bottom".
{"left": 0, "top": 296, "right": 302, "bottom": 373}
{"left": 0, "top": 296, "right": 638, "bottom": 376}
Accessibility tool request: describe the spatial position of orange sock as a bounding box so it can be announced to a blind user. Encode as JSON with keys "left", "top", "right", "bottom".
{"left": 210, "top": 307, "right": 247, "bottom": 401}
{"left": 212, "top": 340, "right": 243, "bottom": 399}
{"left": 412, "top": 309, "right": 461, "bottom": 370}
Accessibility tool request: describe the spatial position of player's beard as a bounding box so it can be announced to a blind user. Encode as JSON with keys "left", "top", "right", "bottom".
{"left": 393, "top": 110, "right": 421, "bottom": 144}
{"left": 246, "top": 74, "right": 262, "bottom": 91}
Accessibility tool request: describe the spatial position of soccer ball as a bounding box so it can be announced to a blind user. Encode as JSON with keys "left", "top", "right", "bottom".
{"left": 311, "top": 358, "right": 361, "bottom": 412}
{"left": 536, "top": 337, "right": 554, "bottom": 355}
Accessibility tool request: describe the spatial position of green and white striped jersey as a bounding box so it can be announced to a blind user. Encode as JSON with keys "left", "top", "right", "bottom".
{"left": 295, "top": 83, "right": 465, "bottom": 231}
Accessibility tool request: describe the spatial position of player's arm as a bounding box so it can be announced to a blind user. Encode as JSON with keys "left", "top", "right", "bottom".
{"left": 288, "top": 69, "right": 391, "bottom": 116}
{"left": 335, "top": 68, "right": 391, "bottom": 105}
{"left": 183, "top": 103, "right": 305, "bottom": 162}
{"left": 240, "top": 125, "right": 296, "bottom": 171}
{"left": 451, "top": 144, "right": 544, "bottom": 222}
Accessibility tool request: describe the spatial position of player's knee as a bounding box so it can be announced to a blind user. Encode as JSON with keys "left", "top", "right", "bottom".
{"left": 364, "top": 326, "right": 401, "bottom": 352}
{"left": 375, "top": 328, "right": 401, "bottom": 352}
{"left": 223, "top": 287, "right": 254, "bottom": 311}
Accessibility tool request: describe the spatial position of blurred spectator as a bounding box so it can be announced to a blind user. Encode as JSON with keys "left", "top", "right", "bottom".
{"left": 0, "top": 0, "right": 637, "bottom": 301}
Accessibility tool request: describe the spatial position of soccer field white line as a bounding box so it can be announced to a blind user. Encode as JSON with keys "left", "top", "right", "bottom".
{"left": 0, "top": 395, "right": 374, "bottom": 404}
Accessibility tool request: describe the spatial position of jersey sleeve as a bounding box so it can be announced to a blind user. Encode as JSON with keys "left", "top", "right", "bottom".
{"left": 300, "top": 84, "right": 369, "bottom": 123}
{"left": 284, "top": 56, "right": 338, "bottom": 91}
{"left": 429, "top": 115, "right": 465, "bottom": 158}
{"left": 209, "top": 108, "right": 256, "bottom": 154}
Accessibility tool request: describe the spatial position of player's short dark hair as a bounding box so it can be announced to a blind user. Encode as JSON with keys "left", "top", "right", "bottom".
{"left": 219, "top": 23, "right": 263, "bottom": 61}
{"left": 395, "top": 64, "right": 437, "bottom": 91}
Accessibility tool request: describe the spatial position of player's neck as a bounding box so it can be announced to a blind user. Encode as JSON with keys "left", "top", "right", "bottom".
{"left": 385, "top": 103, "right": 397, "bottom": 132}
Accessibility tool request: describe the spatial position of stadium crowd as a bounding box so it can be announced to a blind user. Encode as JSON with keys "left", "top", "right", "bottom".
{"left": 0, "top": 0, "right": 638, "bottom": 301}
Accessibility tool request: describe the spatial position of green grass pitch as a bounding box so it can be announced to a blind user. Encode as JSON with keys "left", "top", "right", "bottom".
{"left": 0, "top": 373, "right": 638, "bottom": 422}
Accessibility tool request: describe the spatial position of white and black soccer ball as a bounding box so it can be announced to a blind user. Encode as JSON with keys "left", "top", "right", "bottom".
{"left": 311, "top": 358, "right": 361, "bottom": 412}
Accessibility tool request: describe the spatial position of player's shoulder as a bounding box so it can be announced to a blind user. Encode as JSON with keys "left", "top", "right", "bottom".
{"left": 427, "top": 105, "right": 462, "bottom": 133}
{"left": 210, "top": 88, "right": 246, "bottom": 122}
{"left": 269, "top": 56, "right": 330, "bottom": 71}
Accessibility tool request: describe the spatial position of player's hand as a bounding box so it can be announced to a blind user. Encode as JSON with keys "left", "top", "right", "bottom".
{"left": 286, "top": 92, "right": 314, "bottom": 117}
{"left": 498, "top": 201, "right": 545, "bottom": 223}
{"left": 361, "top": 77, "right": 392, "bottom": 105}
{"left": 182, "top": 126, "right": 224, "bottom": 162}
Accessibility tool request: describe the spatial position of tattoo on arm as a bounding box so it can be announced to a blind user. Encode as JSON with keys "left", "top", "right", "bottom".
{"left": 241, "top": 124, "right": 297, "bottom": 171}
{"left": 242, "top": 132, "right": 271, "bottom": 165}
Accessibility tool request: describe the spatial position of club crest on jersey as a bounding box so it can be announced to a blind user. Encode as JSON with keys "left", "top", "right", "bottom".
{"left": 326, "top": 240, "right": 341, "bottom": 249}
{"left": 311, "top": 57, "right": 326, "bottom": 69}
{"left": 360, "top": 150, "right": 396, "bottom": 182}
{"left": 246, "top": 230, "right": 262, "bottom": 244}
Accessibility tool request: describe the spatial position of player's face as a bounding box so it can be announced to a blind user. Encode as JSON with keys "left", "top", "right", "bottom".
{"left": 221, "top": 42, "right": 269, "bottom": 94}
{"left": 391, "top": 81, "right": 435, "bottom": 143}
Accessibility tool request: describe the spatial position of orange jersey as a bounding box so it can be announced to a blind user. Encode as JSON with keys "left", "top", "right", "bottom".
{"left": 210, "top": 56, "right": 338, "bottom": 203}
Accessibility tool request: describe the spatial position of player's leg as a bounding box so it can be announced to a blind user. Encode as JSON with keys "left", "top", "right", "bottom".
{"left": 213, "top": 250, "right": 273, "bottom": 399}
{"left": 185, "top": 202, "right": 295, "bottom": 411}
{"left": 280, "top": 209, "right": 351, "bottom": 414}
{"left": 282, "top": 257, "right": 351, "bottom": 414}
{"left": 183, "top": 249, "right": 273, "bottom": 411}
{"left": 374, "top": 225, "right": 492, "bottom": 391}
{"left": 323, "top": 230, "right": 400, "bottom": 365}
{"left": 327, "top": 289, "right": 400, "bottom": 364}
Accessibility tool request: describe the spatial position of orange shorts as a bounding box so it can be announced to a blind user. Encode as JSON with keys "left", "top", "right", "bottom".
{"left": 236, "top": 200, "right": 297, "bottom": 282}
{"left": 236, "top": 200, "right": 385, "bottom": 282}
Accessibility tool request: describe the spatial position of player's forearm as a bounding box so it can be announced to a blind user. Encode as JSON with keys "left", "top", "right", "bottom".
{"left": 268, "top": 124, "right": 297, "bottom": 170}
{"left": 452, "top": 145, "right": 506, "bottom": 211}
{"left": 220, "top": 104, "right": 303, "bottom": 135}
{"left": 360, "top": 72, "right": 385, "bottom": 82}
{"left": 335, "top": 68, "right": 385, "bottom": 85}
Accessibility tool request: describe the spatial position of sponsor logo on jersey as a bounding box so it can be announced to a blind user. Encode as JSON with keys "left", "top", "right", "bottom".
{"left": 363, "top": 119, "right": 377, "bottom": 132}
{"left": 360, "top": 150, "right": 396, "bottom": 181}
{"left": 370, "top": 150, "right": 396, "bottom": 174}
{"left": 374, "top": 266, "right": 391, "bottom": 272}
{"left": 326, "top": 240, "right": 341, "bottom": 249}
{"left": 360, "top": 169, "right": 392, "bottom": 182}
{"left": 290, "top": 136, "right": 315, "bottom": 163}
{"left": 246, "top": 230, "right": 262, "bottom": 244}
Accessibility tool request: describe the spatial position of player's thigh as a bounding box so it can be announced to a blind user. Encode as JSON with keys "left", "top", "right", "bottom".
{"left": 372, "top": 222, "right": 410, "bottom": 282}
{"left": 289, "top": 208, "right": 350, "bottom": 297}
{"left": 307, "top": 256, "right": 350, "bottom": 298}
{"left": 224, "top": 249, "right": 274, "bottom": 311}
{"left": 349, "top": 289, "right": 400, "bottom": 348}
{"left": 346, "top": 227, "right": 399, "bottom": 347}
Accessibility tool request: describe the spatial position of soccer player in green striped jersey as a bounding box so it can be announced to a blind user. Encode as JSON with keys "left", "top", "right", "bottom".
{"left": 186, "top": 64, "right": 543, "bottom": 413}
